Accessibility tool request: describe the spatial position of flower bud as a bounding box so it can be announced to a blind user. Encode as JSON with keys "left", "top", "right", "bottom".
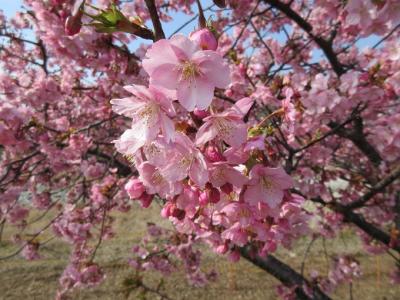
{"left": 161, "top": 202, "right": 174, "bottom": 218}
{"left": 138, "top": 193, "right": 152, "bottom": 208}
{"left": 221, "top": 183, "right": 233, "bottom": 195}
{"left": 65, "top": 13, "right": 83, "bottom": 35}
{"left": 216, "top": 243, "right": 228, "bottom": 254}
{"left": 199, "top": 186, "right": 220, "bottom": 205}
{"left": 125, "top": 178, "right": 145, "bottom": 199}
{"left": 205, "top": 145, "right": 225, "bottom": 162}
{"left": 65, "top": 0, "right": 85, "bottom": 36}
{"left": 209, "top": 187, "right": 220, "bottom": 204}
{"left": 193, "top": 108, "right": 210, "bottom": 119}
{"left": 227, "top": 250, "right": 240, "bottom": 262}
{"left": 189, "top": 29, "right": 218, "bottom": 51}
{"left": 171, "top": 207, "right": 186, "bottom": 220}
{"left": 199, "top": 191, "right": 209, "bottom": 206}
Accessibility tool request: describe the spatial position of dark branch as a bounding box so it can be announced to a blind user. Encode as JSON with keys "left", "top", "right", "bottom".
{"left": 87, "top": 149, "right": 133, "bottom": 177}
{"left": 263, "top": 0, "right": 345, "bottom": 76}
{"left": 345, "top": 164, "right": 400, "bottom": 209}
{"left": 329, "top": 116, "right": 382, "bottom": 166}
{"left": 240, "top": 247, "right": 332, "bottom": 300}
{"left": 144, "top": 0, "right": 165, "bottom": 41}
{"left": 312, "top": 197, "right": 400, "bottom": 253}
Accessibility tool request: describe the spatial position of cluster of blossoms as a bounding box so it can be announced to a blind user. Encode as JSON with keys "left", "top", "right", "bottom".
{"left": 112, "top": 31, "right": 309, "bottom": 262}
{"left": 129, "top": 223, "right": 217, "bottom": 287}
{"left": 1, "top": 0, "right": 400, "bottom": 299}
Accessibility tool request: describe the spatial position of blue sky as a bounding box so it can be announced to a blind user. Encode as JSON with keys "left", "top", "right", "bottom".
{"left": 1, "top": 0, "right": 215, "bottom": 37}
{"left": 2, "top": 1, "right": 23, "bottom": 17}
{"left": 1, "top": 0, "right": 380, "bottom": 62}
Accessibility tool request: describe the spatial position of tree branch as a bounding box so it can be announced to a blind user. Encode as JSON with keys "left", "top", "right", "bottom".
{"left": 87, "top": 148, "right": 133, "bottom": 177}
{"left": 240, "top": 247, "right": 332, "bottom": 300}
{"left": 345, "top": 164, "right": 400, "bottom": 209}
{"left": 312, "top": 197, "right": 400, "bottom": 253}
{"left": 329, "top": 116, "right": 382, "bottom": 166}
{"left": 144, "top": 0, "right": 165, "bottom": 41}
{"left": 263, "top": 0, "right": 345, "bottom": 76}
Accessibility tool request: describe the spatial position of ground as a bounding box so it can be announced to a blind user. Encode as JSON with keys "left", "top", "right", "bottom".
{"left": 0, "top": 204, "right": 398, "bottom": 300}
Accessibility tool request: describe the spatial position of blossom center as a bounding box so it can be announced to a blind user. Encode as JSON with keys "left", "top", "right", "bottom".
{"left": 138, "top": 103, "right": 159, "bottom": 125}
{"left": 151, "top": 171, "right": 165, "bottom": 185}
{"left": 180, "top": 60, "right": 201, "bottom": 82}
{"left": 215, "top": 118, "right": 233, "bottom": 138}
{"left": 179, "top": 155, "right": 192, "bottom": 169}
{"left": 239, "top": 208, "right": 251, "bottom": 218}
{"left": 261, "top": 176, "right": 274, "bottom": 190}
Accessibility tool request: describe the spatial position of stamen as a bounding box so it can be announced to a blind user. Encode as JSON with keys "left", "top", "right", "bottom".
{"left": 179, "top": 155, "right": 192, "bottom": 169}
{"left": 151, "top": 171, "right": 165, "bottom": 185}
{"left": 138, "top": 104, "right": 159, "bottom": 125}
{"left": 180, "top": 60, "right": 201, "bottom": 82}
{"left": 261, "top": 176, "right": 274, "bottom": 190}
{"left": 215, "top": 118, "right": 233, "bottom": 138}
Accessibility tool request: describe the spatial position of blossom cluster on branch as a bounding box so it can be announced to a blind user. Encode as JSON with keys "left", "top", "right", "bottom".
{"left": 0, "top": 0, "right": 400, "bottom": 299}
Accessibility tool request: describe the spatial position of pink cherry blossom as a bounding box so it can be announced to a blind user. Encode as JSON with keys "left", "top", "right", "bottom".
{"left": 209, "top": 162, "right": 248, "bottom": 188}
{"left": 244, "top": 165, "right": 293, "bottom": 208}
{"left": 142, "top": 34, "right": 231, "bottom": 111}
{"left": 196, "top": 97, "right": 254, "bottom": 147}
{"left": 161, "top": 133, "right": 209, "bottom": 188}
{"left": 189, "top": 28, "right": 218, "bottom": 51}
{"left": 111, "top": 84, "right": 176, "bottom": 155}
{"left": 221, "top": 222, "right": 248, "bottom": 246}
{"left": 125, "top": 178, "right": 145, "bottom": 199}
{"left": 139, "top": 162, "right": 182, "bottom": 198}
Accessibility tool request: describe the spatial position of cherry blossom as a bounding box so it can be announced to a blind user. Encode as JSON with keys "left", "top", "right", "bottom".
{"left": 244, "top": 165, "right": 293, "bottom": 208}
{"left": 111, "top": 84, "right": 176, "bottom": 155}
{"left": 142, "top": 34, "right": 231, "bottom": 111}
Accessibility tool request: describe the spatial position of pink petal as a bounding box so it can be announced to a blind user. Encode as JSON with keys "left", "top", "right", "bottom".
{"left": 114, "top": 128, "right": 145, "bottom": 155}
{"left": 160, "top": 113, "right": 175, "bottom": 142}
{"left": 169, "top": 34, "right": 199, "bottom": 60}
{"left": 149, "top": 64, "right": 180, "bottom": 90}
{"left": 244, "top": 184, "right": 265, "bottom": 206}
{"left": 124, "top": 84, "right": 153, "bottom": 100}
{"left": 228, "top": 97, "right": 254, "bottom": 118}
{"left": 221, "top": 122, "right": 248, "bottom": 148}
{"left": 195, "top": 121, "right": 218, "bottom": 146}
{"left": 142, "top": 40, "right": 179, "bottom": 75}
{"left": 162, "top": 156, "right": 189, "bottom": 182}
{"left": 189, "top": 155, "right": 209, "bottom": 188}
{"left": 265, "top": 167, "right": 294, "bottom": 189}
{"left": 195, "top": 51, "right": 231, "bottom": 88}
{"left": 262, "top": 187, "right": 284, "bottom": 208}
{"left": 110, "top": 97, "right": 145, "bottom": 117}
{"left": 224, "top": 167, "right": 248, "bottom": 187}
{"left": 177, "top": 78, "right": 214, "bottom": 111}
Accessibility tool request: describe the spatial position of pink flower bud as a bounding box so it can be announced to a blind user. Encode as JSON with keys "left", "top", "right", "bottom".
{"left": 199, "top": 191, "right": 209, "bottom": 206}
{"left": 209, "top": 187, "right": 220, "bottom": 204}
{"left": 199, "top": 186, "right": 220, "bottom": 205}
{"left": 65, "top": 13, "right": 83, "bottom": 35}
{"left": 205, "top": 145, "right": 225, "bottom": 162}
{"left": 193, "top": 108, "right": 210, "bottom": 119}
{"left": 227, "top": 250, "right": 240, "bottom": 262}
{"left": 64, "top": 0, "right": 85, "bottom": 36}
{"left": 125, "top": 178, "right": 145, "bottom": 199}
{"left": 171, "top": 207, "right": 186, "bottom": 220}
{"left": 189, "top": 29, "right": 218, "bottom": 51}
{"left": 216, "top": 243, "right": 228, "bottom": 254}
{"left": 161, "top": 202, "right": 174, "bottom": 218}
{"left": 138, "top": 193, "right": 153, "bottom": 208}
{"left": 221, "top": 183, "right": 233, "bottom": 195}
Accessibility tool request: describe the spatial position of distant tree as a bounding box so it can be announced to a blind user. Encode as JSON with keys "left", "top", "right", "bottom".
{"left": 1, "top": 1, "right": 399, "bottom": 299}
